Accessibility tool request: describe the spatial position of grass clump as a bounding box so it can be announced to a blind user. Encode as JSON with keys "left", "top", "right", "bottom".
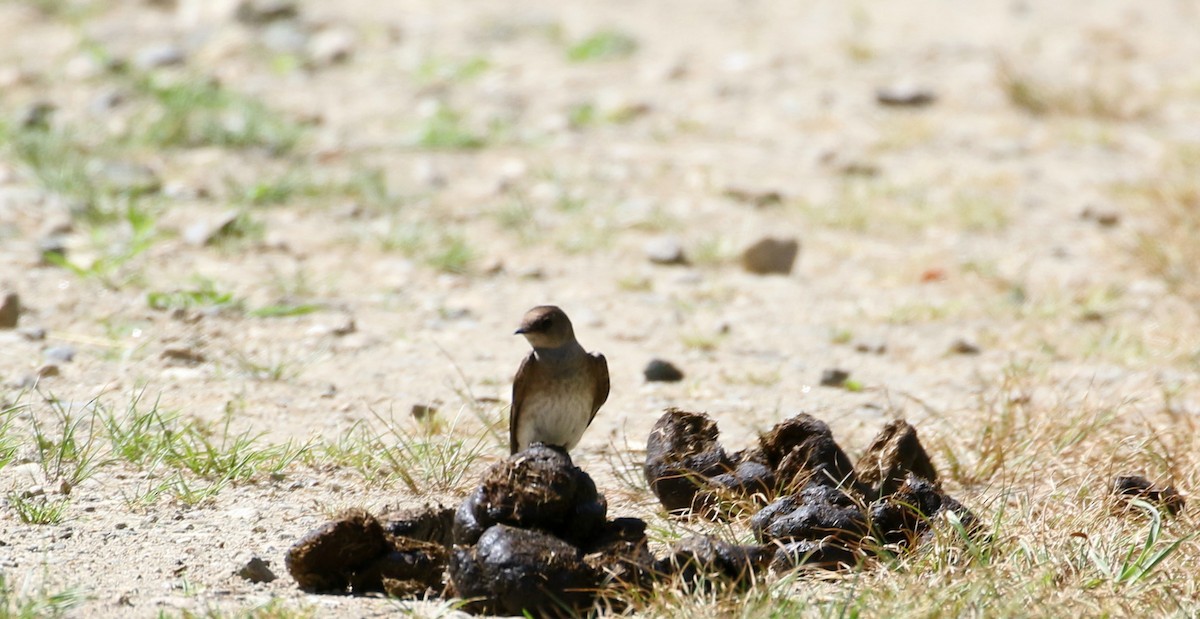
{"left": 131, "top": 76, "right": 302, "bottom": 153}
{"left": 0, "top": 573, "right": 85, "bottom": 618}
{"left": 323, "top": 408, "right": 492, "bottom": 494}
{"left": 566, "top": 29, "right": 639, "bottom": 62}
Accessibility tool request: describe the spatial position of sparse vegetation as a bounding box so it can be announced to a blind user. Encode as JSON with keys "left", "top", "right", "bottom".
{"left": 566, "top": 30, "right": 638, "bottom": 62}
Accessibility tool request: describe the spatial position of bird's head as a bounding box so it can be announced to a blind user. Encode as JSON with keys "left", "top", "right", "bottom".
{"left": 515, "top": 305, "right": 575, "bottom": 349}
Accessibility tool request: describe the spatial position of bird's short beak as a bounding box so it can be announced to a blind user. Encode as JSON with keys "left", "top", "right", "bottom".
{"left": 514, "top": 327, "right": 527, "bottom": 335}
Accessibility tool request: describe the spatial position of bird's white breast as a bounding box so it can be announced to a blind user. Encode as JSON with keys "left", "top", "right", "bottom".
{"left": 516, "top": 379, "right": 594, "bottom": 452}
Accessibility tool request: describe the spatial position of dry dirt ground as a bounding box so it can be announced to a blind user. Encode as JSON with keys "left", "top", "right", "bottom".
{"left": 2, "top": 0, "right": 1200, "bottom": 617}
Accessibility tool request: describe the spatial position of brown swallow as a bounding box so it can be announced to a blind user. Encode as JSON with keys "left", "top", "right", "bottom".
{"left": 509, "top": 305, "right": 609, "bottom": 454}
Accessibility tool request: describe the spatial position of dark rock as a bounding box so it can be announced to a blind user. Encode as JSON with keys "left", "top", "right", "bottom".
{"left": 347, "top": 536, "right": 447, "bottom": 595}
{"left": 644, "top": 236, "right": 688, "bottom": 265}
{"left": 380, "top": 504, "right": 455, "bottom": 547}
{"left": 723, "top": 187, "right": 784, "bottom": 208}
{"left": 44, "top": 346, "right": 75, "bottom": 364}
{"left": 0, "top": 292, "right": 18, "bottom": 329}
{"left": 1081, "top": 205, "right": 1121, "bottom": 227}
{"left": 161, "top": 347, "right": 205, "bottom": 365}
{"left": 758, "top": 414, "right": 857, "bottom": 491}
{"left": 949, "top": 338, "right": 981, "bottom": 355}
{"left": 285, "top": 509, "right": 386, "bottom": 591}
{"left": 855, "top": 419, "right": 938, "bottom": 500}
{"left": 235, "top": 0, "right": 298, "bottom": 25}
{"left": 644, "top": 359, "right": 684, "bottom": 382}
{"left": 1111, "top": 475, "right": 1186, "bottom": 516}
{"left": 820, "top": 368, "right": 850, "bottom": 387}
{"left": 655, "top": 535, "right": 772, "bottom": 587}
{"left": 236, "top": 557, "right": 277, "bottom": 583}
{"left": 449, "top": 524, "right": 599, "bottom": 617}
{"left": 740, "top": 237, "right": 799, "bottom": 275}
{"left": 410, "top": 403, "right": 436, "bottom": 421}
{"left": 853, "top": 339, "right": 887, "bottom": 354}
{"left": 770, "top": 540, "right": 858, "bottom": 571}
{"left": 875, "top": 84, "right": 936, "bottom": 107}
{"left": 455, "top": 445, "right": 605, "bottom": 546}
{"left": 644, "top": 409, "right": 732, "bottom": 513}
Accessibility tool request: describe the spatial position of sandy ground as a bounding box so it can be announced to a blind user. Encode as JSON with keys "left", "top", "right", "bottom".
{"left": 1, "top": 0, "right": 1199, "bottom": 616}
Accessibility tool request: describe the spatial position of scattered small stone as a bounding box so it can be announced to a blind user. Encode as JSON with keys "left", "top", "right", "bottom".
{"left": 134, "top": 44, "right": 186, "bottom": 69}
{"left": 837, "top": 161, "right": 881, "bottom": 177}
{"left": 308, "top": 28, "right": 355, "bottom": 66}
{"left": 332, "top": 316, "right": 356, "bottom": 336}
{"left": 234, "top": 0, "right": 298, "bottom": 25}
{"left": 237, "top": 557, "right": 277, "bottom": 583}
{"left": 15, "top": 102, "right": 55, "bottom": 130}
{"left": 88, "top": 89, "right": 125, "bottom": 115}
{"left": 0, "top": 292, "right": 19, "bottom": 329}
{"left": 44, "top": 346, "right": 75, "bottom": 364}
{"left": 1081, "top": 205, "right": 1121, "bottom": 227}
{"left": 949, "top": 338, "right": 981, "bottom": 355}
{"left": 411, "top": 403, "right": 436, "bottom": 421}
{"left": 21, "top": 328, "right": 46, "bottom": 341}
{"left": 853, "top": 339, "right": 886, "bottom": 354}
{"left": 740, "top": 237, "right": 799, "bottom": 275}
{"left": 90, "top": 161, "right": 161, "bottom": 196}
{"left": 875, "top": 84, "right": 936, "bottom": 107}
{"left": 183, "top": 210, "right": 241, "bottom": 246}
{"left": 819, "top": 368, "right": 849, "bottom": 387}
{"left": 644, "top": 236, "right": 688, "bottom": 265}
{"left": 261, "top": 21, "right": 309, "bottom": 54}
{"left": 643, "top": 359, "right": 684, "bottom": 382}
{"left": 723, "top": 187, "right": 784, "bottom": 208}
{"left": 37, "top": 364, "right": 60, "bottom": 379}
{"left": 1111, "top": 475, "right": 1185, "bottom": 515}
{"left": 161, "top": 347, "right": 206, "bottom": 365}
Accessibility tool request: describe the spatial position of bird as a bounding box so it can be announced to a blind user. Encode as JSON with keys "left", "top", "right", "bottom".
{"left": 509, "top": 305, "right": 609, "bottom": 454}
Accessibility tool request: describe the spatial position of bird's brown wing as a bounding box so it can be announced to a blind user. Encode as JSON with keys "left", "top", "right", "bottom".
{"left": 587, "top": 352, "right": 610, "bottom": 425}
{"left": 509, "top": 352, "right": 537, "bottom": 454}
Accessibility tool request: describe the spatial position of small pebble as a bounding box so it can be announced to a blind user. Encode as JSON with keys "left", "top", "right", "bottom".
{"left": 234, "top": 0, "right": 298, "bottom": 25}
{"left": 0, "top": 292, "right": 19, "bottom": 329}
{"left": 308, "top": 28, "right": 355, "bottom": 66}
{"left": 411, "top": 404, "right": 437, "bottom": 421}
{"left": 644, "top": 359, "right": 685, "bottom": 382}
{"left": 644, "top": 236, "right": 688, "bottom": 266}
{"left": 741, "top": 237, "right": 799, "bottom": 275}
{"left": 44, "top": 346, "right": 75, "bottom": 363}
{"left": 819, "top": 368, "right": 850, "bottom": 387}
{"left": 134, "top": 44, "right": 186, "bottom": 69}
{"left": 949, "top": 338, "right": 981, "bottom": 355}
{"left": 875, "top": 84, "right": 936, "bottom": 107}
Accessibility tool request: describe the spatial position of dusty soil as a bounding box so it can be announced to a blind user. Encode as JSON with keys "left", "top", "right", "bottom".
{"left": 2, "top": 0, "right": 1199, "bottom": 616}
